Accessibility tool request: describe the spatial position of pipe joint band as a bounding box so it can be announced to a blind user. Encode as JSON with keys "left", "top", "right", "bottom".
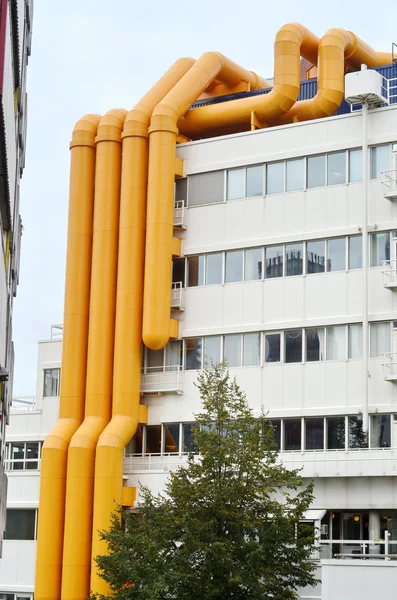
{"left": 95, "top": 133, "right": 122, "bottom": 144}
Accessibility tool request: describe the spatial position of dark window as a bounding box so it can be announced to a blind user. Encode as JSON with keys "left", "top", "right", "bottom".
{"left": 175, "top": 178, "right": 187, "bottom": 206}
{"left": 327, "top": 416, "right": 345, "bottom": 450}
{"left": 267, "top": 419, "right": 281, "bottom": 450}
{"left": 172, "top": 258, "right": 185, "bottom": 287}
{"left": 5, "top": 509, "right": 36, "bottom": 540}
{"left": 145, "top": 425, "right": 162, "bottom": 454}
{"left": 305, "top": 418, "right": 324, "bottom": 450}
{"left": 284, "top": 419, "right": 301, "bottom": 451}
{"left": 348, "top": 416, "right": 368, "bottom": 449}
{"left": 183, "top": 423, "right": 198, "bottom": 453}
{"left": 188, "top": 171, "right": 224, "bottom": 206}
{"left": 265, "top": 246, "right": 283, "bottom": 278}
{"left": 285, "top": 330, "right": 302, "bottom": 363}
{"left": 307, "top": 240, "right": 325, "bottom": 274}
{"left": 286, "top": 243, "right": 303, "bottom": 276}
{"left": 185, "top": 338, "right": 202, "bottom": 370}
{"left": 163, "top": 424, "right": 180, "bottom": 454}
{"left": 265, "top": 333, "right": 280, "bottom": 363}
{"left": 187, "top": 256, "right": 204, "bottom": 287}
{"left": 370, "top": 415, "right": 391, "bottom": 448}
{"left": 306, "top": 328, "right": 324, "bottom": 362}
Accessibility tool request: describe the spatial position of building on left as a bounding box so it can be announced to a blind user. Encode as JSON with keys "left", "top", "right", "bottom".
{"left": 0, "top": 0, "right": 33, "bottom": 559}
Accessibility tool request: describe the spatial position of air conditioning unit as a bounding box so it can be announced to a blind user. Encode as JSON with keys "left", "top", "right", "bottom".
{"left": 345, "top": 66, "right": 388, "bottom": 107}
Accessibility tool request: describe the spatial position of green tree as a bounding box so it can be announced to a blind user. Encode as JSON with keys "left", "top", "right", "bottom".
{"left": 93, "top": 363, "right": 318, "bottom": 600}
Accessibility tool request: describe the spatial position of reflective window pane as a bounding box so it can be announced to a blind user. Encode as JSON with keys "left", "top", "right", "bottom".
{"left": 326, "top": 326, "right": 346, "bottom": 361}
{"left": 305, "top": 418, "right": 324, "bottom": 450}
{"left": 25, "top": 442, "right": 39, "bottom": 470}
{"left": 225, "top": 250, "right": 243, "bottom": 283}
{"left": 327, "top": 416, "right": 345, "bottom": 450}
{"left": 203, "top": 336, "right": 221, "bottom": 367}
{"left": 284, "top": 419, "right": 301, "bottom": 451}
{"left": 285, "top": 329, "right": 302, "bottom": 363}
{"left": 187, "top": 256, "right": 204, "bottom": 287}
{"left": 246, "top": 165, "right": 263, "bottom": 197}
{"left": 268, "top": 420, "right": 281, "bottom": 450}
{"left": 265, "top": 333, "right": 281, "bottom": 363}
{"left": 245, "top": 248, "right": 262, "bottom": 281}
{"left": 370, "top": 415, "right": 391, "bottom": 448}
{"left": 163, "top": 424, "right": 180, "bottom": 454}
{"left": 286, "top": 243, "right": 303, "bottom": 276}
{"left": 147, "top": 348, "right": 164, "bottom": 373}
{"left": 223, "top": 334, "right": 242, "bottom": 367}
{"left": 175, "top": 178, "right": 187, "bottom": 205}
{"left": 266, "top": 162, "right": 284, "bottom": 194}
{"left": 227, "top": 168, "right": 245, "bottom": 200}
{"left": 370, "top": 232, "right": 390, "bottom": 267}
{"left": 286, "top": 158, "right": 304, "bottom": 192}
{"left": 5, "top": 509, "right": 36, "bottom": 541}
{"left": 307, "top": 155, "right": 325, "bottom": 188}
{"left": 348, "top": 416, "right": 368, "bottom": 449}
{"left": 349, "top": 149, "right": 362, "bottom": 182}
{"left": 166, "top": 341, "right": 182, "bottom": 370}
{"left": 205, "top": 253, "right": 223, "bottom": 285}
{"left": 243, "top": 333, "right": 260, "bottom": 366}
{"left": 349, "top": 236, "right": 362, "bottom": 269}
{"left": 146, "top": 425, "right": 162, "bottom": 454}
{"left": 370, "top": 322, "right": 390, "bottom": 357}
{"left": 327, "top": 237, "right": 346, "bottom": 272}
{"left": 327, "top": 152, "right": 346, "bottom": 185}
{"left": 185, "top": 338, "right": 202, "bottom": 370}
{"left": 189, "top": 171, "right": 224, "bottom": 206}
{"left": 348, "top": 325, "right": 362, "bottom": 359}
{"left": 306, "top": 328, "right": 325, "bottom": 362}
{"left": 307, "top": 240, "right": 325, "bottom": 274}
{"left": 265, "top": 245, "right": 283, "bottom": 278}
{"left": 183, "top": 423, "right": 198, "bottom": 453}
{"left": 43, "top": 368, "right": 60, "bottom": 397}
{"left": 370, "top": 145, "right": 390, "bottom": 179}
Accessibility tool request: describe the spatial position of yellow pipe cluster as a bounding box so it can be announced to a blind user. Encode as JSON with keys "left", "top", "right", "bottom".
{"left": 35, "top": 24, "right": 392, "bottom": 600}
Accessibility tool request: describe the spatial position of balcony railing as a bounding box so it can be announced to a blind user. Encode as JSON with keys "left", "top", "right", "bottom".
{"left": 382, "top": 259, "right": 397, "bottom": 288}
{"left": 381, "top": 352, "right": 397, "bottom": 381}
{"left": 381, "top": 169, "right": 397, "bottom": 199}
{"left": 171, "top": 281, "right": 184, "bottom": 310}
{"left": 140, "top": 365, "right": 184, "bottom": 395}
{"left": 173, "top": 200, "right": 186, "bottom": 229}
{"left": 10, "top": 396, "right": 37, "bottom": 413}
{"left": 320, "top": 536, "right": 397, "bottom": 560}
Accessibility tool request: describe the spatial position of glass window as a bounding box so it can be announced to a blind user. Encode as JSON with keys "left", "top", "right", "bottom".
{"left": 10, "top": 442, "right": 24, "bottom": 470}
{"left": 145, "top": 425, "right": 162, "bottom": 454}
{"left": 225, "top": 250, "right": 243, "bottom": 283}
{"left": 265, "top": 245, "right": 283, "bottom": 278}
{"left": 245, "top": 248, "right": 262, "bottom": 281}
{"left": 147, "top": 348, "right": 164, "bottom": 373}
{"left": 305, "top": 418, "right": 324, "bottom": 450}
{"left": 185, "top": 338, "right": 202, "bottom": 370}
{"left": 327, "top": 237, "right": 346, "bottom": 272}
{"left": 223, "top": 334, "right": 242, "bottom": 367}
{"left": 188, "top": 171, "right": 224, "bottom": 206}
{"left": 370, "top": 145, "right": 390, "bottom": 179}
{"left": 286, "top": 158, "right": 304, "bottom": 192}
{"left": 370, "top": 322, "right": 390, "bottom": 357}
{"left": 268, "top": 419, "right": 281, "bottom": 450}
{"left": 43, "top": 368, "right": 60, "bottom": 397}
{"left": 349, "top": 149, "right": 362, "bottom": 182}
{"left": 163, "top": 424, "right": 180, "bottom": 454}
{"left": 125, "top": 426, "right": 143, "bottom": 455}
{"left": 266, "top": 162, "right": 284, "bottom": 194}
{"left": 307, "top": 240, "right": 325, "bottom": 274}
{"left": 284, "top": 419, "right": 301, "bottom": 451}
{"left": 172, "top": 258, "right": 185, "bottom": 287}
{"left": 243, "top": 333, "right": 260, "bottom": 366}
{"left": 306, "top": 328, "right": 325, "bottom": 362}
{"left": 286, "top": 242, "right": 303, "bottom": 276}
{"left": 165, "top": 341, "right": 182, "bottom": 371}
{"left": 265, "top": 333, "right": 280, "bottom": 363}
{"left": 203, "top": 336, "right": 221, "bottom": 367}
{"left": 187, "top": 255, "right": 204, "bottom": 287}
{"left": 246, "top": 165, "right": 263, "bottom": 197}
{"left": 5, "top": 509, "right": 36, "bottom": 540}
{"left": 349, "top": 236, "right": 362, "bottom": 269}
{"left": 327, "top": 152, "right": 346, "bottom": 185}
{"left": 370, "top": 232, "right": 390, "bottom": 267}
{"left": 348, "top": 325, "right": 362, "bottom": 359}
{"left": 205, "top": 253, "right": 223, "bottom": 285}
{"left": 370, "top": 414, "right": 391, "bottom": 448}
{"left": 327, "top": 416, "right": 345, "bottom": 450}
{"left": 25, "top": 442, "right": 40, "bottom": 470}
{"left": 175, "top": 178, "right": 187, "bottom": 205}
{"left": 183, "top": 423, "right": 198, "bottom": 453}
{"left": 326, "top": 326, "right": 346, "bottom": 361}
{"left": 285, "top": 330, "right": 302, "bottom": 363}
{"left": 348, "top": 416, "right": 368, "bottom": 449}
{"left": 307, "top": 155, "right": 325, "bottom": 188}
{"left": 227, "top": 168, "right": 245, "bottom": 200}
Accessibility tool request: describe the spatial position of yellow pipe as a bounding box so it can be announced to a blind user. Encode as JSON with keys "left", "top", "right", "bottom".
{"left": 272, "top": 29, "right": 393, "bottom": 125}
{"left": 35, "top": 114, "right": 100, "bottom": 600}
{"left": 90, "top": 57, "right": 195, "bottom": 596}
{"left": 61, "top": 108, "right": 126, "bottom": 600}
{"left": 178, "top": 23, "right": 320, "bottom": 138}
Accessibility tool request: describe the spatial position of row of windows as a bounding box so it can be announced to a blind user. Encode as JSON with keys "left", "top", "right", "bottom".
{"left": 4, "top": 441, "right": 43, "bottom": 471}
{"left": 0, "top": 594, "right": 32, "bottom": 600}
{"left": 4, "top": 509, "right": 37, "bottom": 541}
{"left": 125, "top": 423, "right": 196, "bottom": 455}
{"left": 177, "top": 143, "right": 397, "bottom": 208}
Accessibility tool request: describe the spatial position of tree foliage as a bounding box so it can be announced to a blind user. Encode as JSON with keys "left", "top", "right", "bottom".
{"left": 93, "top": 363, "right": 317, "bottom": 600}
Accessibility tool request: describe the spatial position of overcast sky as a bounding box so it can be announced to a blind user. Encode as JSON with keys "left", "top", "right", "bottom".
{"left": 12, "top": 0, "right": 397, "bottom": 396}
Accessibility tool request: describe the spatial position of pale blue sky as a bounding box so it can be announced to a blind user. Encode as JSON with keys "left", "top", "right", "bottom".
{"left": 12, "top": 0, "right": 397, "bottom": 395}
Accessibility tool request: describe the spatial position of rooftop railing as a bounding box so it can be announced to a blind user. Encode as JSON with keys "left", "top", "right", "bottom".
{"left": 381, "top": 169, "right": 397, "bottom": 199}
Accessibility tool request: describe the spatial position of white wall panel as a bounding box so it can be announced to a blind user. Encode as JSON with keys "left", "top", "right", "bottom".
{"left": 322, "top": 560, "right": 397, "bottom": 600}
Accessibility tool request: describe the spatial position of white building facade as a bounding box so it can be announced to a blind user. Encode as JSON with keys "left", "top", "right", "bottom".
{"left": 4, "top": 77, "right": 397, "bottom": 598}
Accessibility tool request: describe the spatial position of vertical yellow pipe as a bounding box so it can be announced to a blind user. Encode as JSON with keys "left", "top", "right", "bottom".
{"left": 90, "top": 58, "right": 195, "bottom": 596}
{"left": 35, "top": 114, "right": 100, "bottom": 600}
{"left": 61, "top": 109, "right": 126, "bottom": 600}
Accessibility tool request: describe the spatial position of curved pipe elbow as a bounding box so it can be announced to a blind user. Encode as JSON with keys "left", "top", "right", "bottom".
{"left": 95, "top": 108, "right": 127, "bottom": 143}
{"left": 68, "top": 416, "right": 110, "bottom": 452}
{"left": 70, "top": 114, "right": 101, "bottom": 149}
{"left": 97, "top": 415, "right": 140, "bottom": 451}
{"left": 42, "top": 418, "right": 82, "bottom": 454}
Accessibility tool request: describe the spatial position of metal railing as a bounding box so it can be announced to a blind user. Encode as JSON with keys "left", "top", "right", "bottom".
{"left": 388, "top": 77, "right": 397, "bottom": 103}
{"left": 174, "top": 200, "right": 186, "bottom": 228}
{"left": 171, "top": 281, "right": 184, "bottom": 309}
{"left": 10, "top": 396, "right": 37, "bottom": 412}
{"left": 381, "top": 169, "right": 397, "bottom": 199}
{"left": 50, "top": 324, "right": 63, "bottom": 339}
{"left": 382, "top": 259, "right": 397, "bottom": 287}
{"left": 381, "top": 352, "right": 397, "bottom": 380}
{"left": 320, "top": 535, "right": 397, "bottom": 560}
{"left": 140, "top": 365, "right": 184, "bottom": 394}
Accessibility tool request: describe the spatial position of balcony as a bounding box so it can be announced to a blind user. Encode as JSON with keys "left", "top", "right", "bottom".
{"left": 171, "top": 281, "right": 184, "bottom": 310}
{"left": 382, "top": 352, "right": 397, "bottom": 381}
{"left": 140, "top": 365, "right": 184, "bottom": 395}
{"left": 173, "top": 200, "right": 186, "bottom": 229}
{"left": 381, "top": 260, "right": 397, "bottom": 288}
{"left": 382, "top": 170, "right": 397, "bottom": 200}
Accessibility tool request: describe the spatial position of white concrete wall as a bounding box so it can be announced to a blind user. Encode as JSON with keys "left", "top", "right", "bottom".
{"left": 322, "top": 560, "right": 397, "bottom": 600}
{"left": 0, "top": 541, "right": 36, "bottom": 593}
